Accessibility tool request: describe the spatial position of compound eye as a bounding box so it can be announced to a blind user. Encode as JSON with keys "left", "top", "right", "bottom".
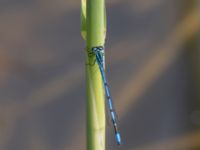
{"left": 93, "top": 47, "right": 97, "bottom": 51}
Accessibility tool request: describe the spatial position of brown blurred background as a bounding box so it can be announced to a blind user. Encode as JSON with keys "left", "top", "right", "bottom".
{"left": 0, "top": 0, "right": 200, "bottom": 150}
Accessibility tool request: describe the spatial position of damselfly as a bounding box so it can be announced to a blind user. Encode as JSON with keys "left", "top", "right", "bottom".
{"left": 92, "top": 46, "right": 122, "bottom": 145}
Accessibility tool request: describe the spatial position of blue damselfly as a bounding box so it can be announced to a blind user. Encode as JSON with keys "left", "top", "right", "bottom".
{"left": 92, "top": 46, "right": 122, "bottom": 145}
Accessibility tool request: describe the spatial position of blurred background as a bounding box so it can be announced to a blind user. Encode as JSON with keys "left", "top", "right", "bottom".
{"left": 0, "top": 0, "right": 200, "bottom": 150}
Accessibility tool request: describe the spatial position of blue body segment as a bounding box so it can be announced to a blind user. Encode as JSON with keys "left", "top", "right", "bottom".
{"left": 115, "top": 132, "right": 121, "bottom": 145}
{"left": 92, "top": 46, "right": 122, "bottom": 145}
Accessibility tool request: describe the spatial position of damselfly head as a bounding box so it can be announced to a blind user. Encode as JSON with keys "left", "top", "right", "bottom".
{"left": 98, "top": 46, "right": 104, "bottom": 50}
{"left": 92, "top": 47, "right": 98, "bottom": 51}
{"left": 92, "top": 46, "right": 104, "bottom": 53}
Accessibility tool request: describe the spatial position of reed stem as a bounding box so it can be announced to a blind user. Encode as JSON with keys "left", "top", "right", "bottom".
{"left": 81, "top": 0, "right": 106, "bottom": 149}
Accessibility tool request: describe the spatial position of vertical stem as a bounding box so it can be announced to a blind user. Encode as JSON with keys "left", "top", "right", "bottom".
{"left": 85, "top": 0, "right": 106, "bottom": 150}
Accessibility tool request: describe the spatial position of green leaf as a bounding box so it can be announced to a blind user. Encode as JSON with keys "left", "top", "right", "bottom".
{"left": 81, "top": 0, "right": 87, "bottom": 40}
{"left": 81, "top": 0, "right": 106, "bottom": 41}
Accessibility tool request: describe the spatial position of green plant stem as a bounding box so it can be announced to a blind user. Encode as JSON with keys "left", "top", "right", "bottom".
{"left": 84, "top": 0, "right": 106, "bottom": 150}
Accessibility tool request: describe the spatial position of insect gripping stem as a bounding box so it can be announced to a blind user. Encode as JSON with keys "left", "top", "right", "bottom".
{"left": 82, "top": 0, "right": 121, "bottom": 149}
{"left": 92, "top": 46, "right": 122, "bottom": 146}
{"left": 84, "top": 0, "right": 106, "bottom": 150}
